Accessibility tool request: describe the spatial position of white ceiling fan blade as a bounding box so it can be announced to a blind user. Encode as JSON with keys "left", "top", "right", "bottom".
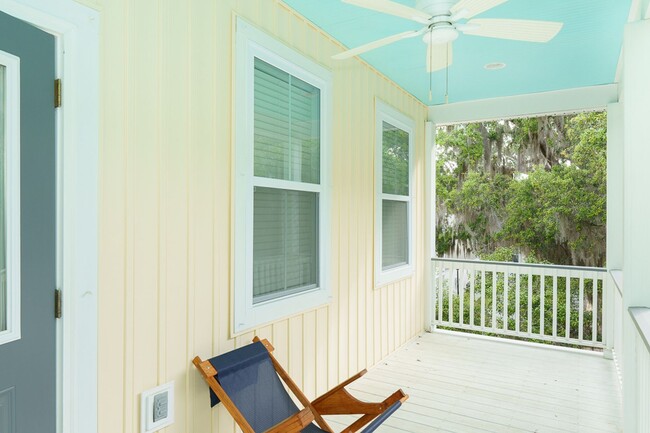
{"left": 450, "top": 0, "right": 508, "bottom": 19}
{"left": 455, "top": 22, "right": 481, "bottom": 32}
{"left": 461, "top": 19, "right": 563, "bottom": 42}
{"left": 342, "top": 0, "right": 431, "bottom": 24}
{"left": 333, "top": 29, "right": 426, "bottom": 60}
{"left": 426, "top": 42, "right": 453, "bottom": 72}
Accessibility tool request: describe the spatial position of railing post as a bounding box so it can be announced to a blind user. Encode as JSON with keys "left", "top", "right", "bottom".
{"left": 603, "top": 274, "right": 614, "bottom": 359}
{"left": 426, "top": 259, "right": 434, "bottom": 332}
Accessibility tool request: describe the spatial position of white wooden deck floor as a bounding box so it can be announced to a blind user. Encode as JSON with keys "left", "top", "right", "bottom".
{"left": 325, "top": 332, "right": 622, "bottom": 433}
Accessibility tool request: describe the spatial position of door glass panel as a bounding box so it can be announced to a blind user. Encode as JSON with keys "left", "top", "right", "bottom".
{"left": 0, "top": 65, "right": 6, "bottom": 333}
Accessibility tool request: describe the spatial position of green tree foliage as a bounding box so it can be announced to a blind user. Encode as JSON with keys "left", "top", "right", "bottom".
{"left": 436, "top": 112, "right": 607, "bottom": 267}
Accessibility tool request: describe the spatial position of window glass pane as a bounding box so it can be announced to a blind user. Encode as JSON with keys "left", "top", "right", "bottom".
{"left": 382, "top": 200, "right": 408, "bottom": 270}
{"left": 0, "top": 66, "right": 6, "bottom": 332}
{"left": 382, "top": 121, "right": 409, "bottom": 196}
{"left": 253, "top": 187, "right": 319, "bottom": 303}
{"left": 254, "top": 58, "right": 320, "bottom": 184}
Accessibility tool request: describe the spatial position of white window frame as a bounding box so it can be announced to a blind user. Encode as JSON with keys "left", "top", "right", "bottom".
{"left": 375, "top": 100, "right": 415, "bottom": 287}
{"left": 233, "top": 18, "right": 332, "bottom": 334}
{"left": 0, "top": 51, "right": 21, "bottom": 346}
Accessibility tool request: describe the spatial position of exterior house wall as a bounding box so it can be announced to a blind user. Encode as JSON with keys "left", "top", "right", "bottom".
{"left": 95, "top": 1, "right": 428, "bottom": 432}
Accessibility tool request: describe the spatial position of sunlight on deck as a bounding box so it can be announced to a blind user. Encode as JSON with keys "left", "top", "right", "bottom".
{"left": 327, "top": 332, "right": 622, "bottom": 433}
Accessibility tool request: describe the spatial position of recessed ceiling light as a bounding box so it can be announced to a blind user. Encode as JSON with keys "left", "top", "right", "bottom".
{"left": 484, "top": 62, "right": 506, "bottom": 70}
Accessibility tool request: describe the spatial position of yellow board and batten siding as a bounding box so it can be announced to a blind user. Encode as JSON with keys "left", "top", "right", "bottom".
{"left": 96, "top": 1, "right": 428, "bottom": 432}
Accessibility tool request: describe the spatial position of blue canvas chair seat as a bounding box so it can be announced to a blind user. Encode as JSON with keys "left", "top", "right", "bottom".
{"left": 193, "top": 337, "right": 408, "bottom": 433}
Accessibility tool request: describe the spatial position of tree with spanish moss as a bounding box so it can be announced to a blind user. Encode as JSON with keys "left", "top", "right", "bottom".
{"left": 436, "top": 111, "right": 606, "bottom": 267}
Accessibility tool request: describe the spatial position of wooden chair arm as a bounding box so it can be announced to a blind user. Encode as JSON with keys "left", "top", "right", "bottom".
{"left": 312, "top": 369, "right": 407, "bottom": 417}
{"left": 264, "top": 408, "right": 315, "bottom": 433}
{"left": 311, "top": 369, "right": 367, "bottom": 408}
{"left": 340, "top": 391, "right": 408, "bottom": 433}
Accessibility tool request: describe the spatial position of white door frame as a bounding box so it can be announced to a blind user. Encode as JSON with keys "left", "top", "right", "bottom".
{"left": 0, "top": 1, "right": 99, "bottom": 433}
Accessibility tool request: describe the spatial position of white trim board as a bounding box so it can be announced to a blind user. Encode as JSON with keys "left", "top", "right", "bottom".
{"left": 0, "top": 2, "right": 99, "bottom": 433}
{"left": 429, "top": 84, "right": 618, "bottom": 125}
{"left": 0, "top": 50, "right": 21, "bottom": 347}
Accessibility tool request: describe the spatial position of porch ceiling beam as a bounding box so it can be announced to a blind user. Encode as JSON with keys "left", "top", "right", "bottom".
{"left": 428, "top": 84, "right": 618, "bottom": 125}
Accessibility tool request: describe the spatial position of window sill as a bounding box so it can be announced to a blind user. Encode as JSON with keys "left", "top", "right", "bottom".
{"left": 233, "top": 286, "right": 331, "bottom": 335}
{"left": 375, "top": 266, "right": 415, "bottom": 289}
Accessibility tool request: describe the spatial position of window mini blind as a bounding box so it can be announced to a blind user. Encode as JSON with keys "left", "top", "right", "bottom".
{"left": 252, "top": 58, "right": 321, "bottom": 303}
{"left": 381, "top": 121, "right": 409, "bottom": 270}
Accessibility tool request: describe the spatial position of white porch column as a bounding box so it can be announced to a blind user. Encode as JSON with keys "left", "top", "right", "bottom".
{"left": 424, "top": 121, "right": 435, "bottom": 332}
{"left": 607, "top": 103, "right": 624, "bottom": 271}
{"left": 622, "top": 18, "right": 650, "bottom": 433}
{"left": 605, "top": 103, "right": 623, "bottom": 360}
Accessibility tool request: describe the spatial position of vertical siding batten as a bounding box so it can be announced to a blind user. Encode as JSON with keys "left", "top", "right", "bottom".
{"left": 97, "top": 0, "right": 127, "bottom": 429}
{"left": 133, "top": 1, "right": 161, "bottom": 432}
{"left": 123, "top": 0, "right": 137, "bottom": 430}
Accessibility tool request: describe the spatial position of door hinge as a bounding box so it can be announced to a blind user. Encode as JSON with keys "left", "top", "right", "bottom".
{"left": 55, "top": 289, "right": 62, "bottom": 319}
{"left": 54, "top": 79, "right": 62, "bottom": 108}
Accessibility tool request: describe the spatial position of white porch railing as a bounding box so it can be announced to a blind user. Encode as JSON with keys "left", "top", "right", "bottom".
{"left": 610, "top": 271, "right": 624, "bottom": 376}
{"left": 431, "top": 258, "right": 608, "bottom": 349}
{"left": 630, "top": 307, "right": 650, "bottom": 432}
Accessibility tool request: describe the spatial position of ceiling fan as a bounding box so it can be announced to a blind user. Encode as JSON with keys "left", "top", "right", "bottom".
{"left": 332, "top": 0, "right": 564, "bottom": 73}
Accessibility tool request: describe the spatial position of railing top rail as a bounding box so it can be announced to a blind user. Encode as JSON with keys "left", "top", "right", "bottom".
{"left": 431, "top": 257, "right": 607, "bottom": 273}
{"left": 630, "top": 307, "right": 650, "bottom": 354}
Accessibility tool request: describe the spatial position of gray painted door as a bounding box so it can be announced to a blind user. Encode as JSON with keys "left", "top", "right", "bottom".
{"left": 0, "top": 10, "right": 56, "bottom": 433}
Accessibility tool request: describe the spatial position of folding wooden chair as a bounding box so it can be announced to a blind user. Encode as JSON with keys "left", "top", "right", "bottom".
{"left": 193, "top": 337, "right": 408, "bottom": 433}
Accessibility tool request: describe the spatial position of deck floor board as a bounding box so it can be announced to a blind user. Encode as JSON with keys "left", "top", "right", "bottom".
{"left": 326, "top": 332, "right": 622, "bottom": 433}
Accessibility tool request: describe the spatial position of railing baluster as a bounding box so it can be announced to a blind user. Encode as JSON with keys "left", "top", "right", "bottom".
{"left": 566, "top": 275, "right": 571, "bottom": 340}
{"left": 456, "top": 265, "right": 460, "bottom": 325}
{"left": 591, "top": 274, "right": 599, "bottom": 343}
{"left": 433, "top": 262, "right": 442, "bottom": 325}
{"left": 503, "top": 268, "right": 510, "bottom": 331}
{"left": 437, "top": 262, "right": 443, "bottom": 324}
{"left": 527, "top": 273, "right": 532, "bottom": 335}
{"left": 515, "top": 270, "right": 520, "bottom": 334}
{"left": 539, "top": 271, "right": 546, "bottom": 335}
{"left": 469, "top": 264, "right": 475, "bottom": 327}
{"left": 481, "top": 269, "right": 486, "bottom": 329}
{"left": 553, "top": 271, "right": 558, "bottom": 338}
{"left": 431, "top": 262, "right": 436, "bottom": 323}
{"left": 449, "top": 265, "right": 454, "bottom": 324}
{"left": 579, "top": 272, "right": 585, "bottom": 341}
{"left": 492, "top": 270, "right": 497, "bottom": 329}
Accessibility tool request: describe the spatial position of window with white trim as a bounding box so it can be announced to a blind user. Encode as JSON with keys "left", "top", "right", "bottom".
{"left": 375, "top": 101, "right": 414, "bottom": 286}
{"left": 234, "top": 19, "right": 331, "bottom": 333}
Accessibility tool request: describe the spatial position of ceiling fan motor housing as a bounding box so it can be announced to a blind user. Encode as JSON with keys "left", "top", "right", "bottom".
{"left": 424, "top": 26, "right": 459, "bottom": 44}
{"left": 415, "top": 0, "right": 458, "bottom": 17}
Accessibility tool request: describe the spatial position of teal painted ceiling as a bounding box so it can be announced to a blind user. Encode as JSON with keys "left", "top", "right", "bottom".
{"left": 282, "top": 0, "right": 632, "bottom": 105}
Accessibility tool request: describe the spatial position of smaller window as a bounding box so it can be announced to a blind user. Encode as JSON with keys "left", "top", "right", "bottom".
{"left": 375, "top": 101, "right": 414, "bottom": 286}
